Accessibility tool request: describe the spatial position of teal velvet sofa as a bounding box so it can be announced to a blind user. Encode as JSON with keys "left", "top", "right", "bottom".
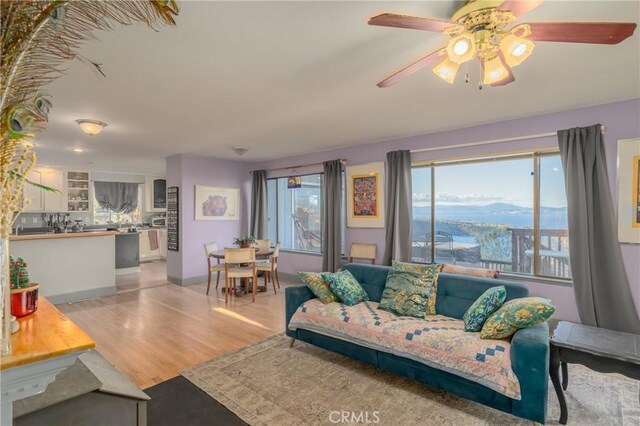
{"left": 285, "top": 263, "right": 549, "bottom": 424}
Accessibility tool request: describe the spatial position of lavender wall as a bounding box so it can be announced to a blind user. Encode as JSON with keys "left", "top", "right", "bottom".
{"left": 167, "top": 99, "right": 639, "bottom": 322}
{"left": 166, "top": 154, "right": 250, "bottom": 284}
{"left": 251, "top": 99, "right": 640, "bottom": 322}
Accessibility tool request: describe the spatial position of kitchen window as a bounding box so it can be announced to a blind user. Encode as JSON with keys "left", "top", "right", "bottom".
{"left": 93, "top": 183, "right": 143, "bottom": 225}
{"left": 412, "top": 152, "right": 571, "bottom": 280}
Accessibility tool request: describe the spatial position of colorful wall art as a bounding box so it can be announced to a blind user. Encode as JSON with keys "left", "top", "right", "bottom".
{"left": 617, "top": 138, "right": 640, "bottom": 243}
{"left": 346, "top": 162, "right": 385, "bottom": 228}
{"left": 195, "top": 185, "right": 239, "bottom": 221}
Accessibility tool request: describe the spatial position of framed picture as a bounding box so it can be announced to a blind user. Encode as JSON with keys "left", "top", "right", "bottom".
{"left": 617, "top": 138, "right": 640, "bottom": 244}
{"left": 346, "top": 162, "right": 385, "bottom": 228}
{"left": 195, "top": 185, "right": 239, "bottom": 221}
{"left": 287, "top": 176, "right": 301, "bottom": 189}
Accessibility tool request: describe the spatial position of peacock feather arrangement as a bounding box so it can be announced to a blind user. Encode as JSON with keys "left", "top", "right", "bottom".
{"left": 0, "top": 0, "right": 179, "bottom": 353}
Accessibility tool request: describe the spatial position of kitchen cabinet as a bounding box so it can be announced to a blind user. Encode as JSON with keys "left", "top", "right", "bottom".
{"left": 66, "top": 171, "right": 91, "bottom": 212}
{"left": 23, "top": 169, "right": 44, "bottom": 212}
{"left": 22, "top": 168, "right": 65, "bottom": 212}
{"left": 139, "top": 229, "right": 162, "bottom": 261}
{"left": 146, "top": 176, "right": 166, "bottom": 212}
{"left": 158, "top": 228, "right": 167, "bottom": 259}
{"left": 43, "top": 169, "right": 66, "bottom": 212}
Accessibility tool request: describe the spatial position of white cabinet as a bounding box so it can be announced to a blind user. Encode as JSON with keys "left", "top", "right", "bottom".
{"left": 22, "top": 168, "right": 65, "bottom": 212}
{"left": 158, "top": 229, "right": 167, "bottom": 259}
{"left": 139, "top": 229, "right": 162, "bottom": 261}
{"left": 43, "top": 169, "right": 66, "bottom": 212}
{"left": 146, "top": 176, "right": 166, "bottom": 212}
{"left": 66, "top": 171, "right": 91, "bottom": 212}
{"left": 23, "top": 169, "right": 44, "bottom": 212}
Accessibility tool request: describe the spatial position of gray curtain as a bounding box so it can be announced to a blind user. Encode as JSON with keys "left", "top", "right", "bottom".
{"left": 250, "top": 170, "right": 268, "bottom": 239}
{"left": 383, "top": 150, "right": 412, "bottom": 266}
{"left": 94, "top": 181, "right": 139, "bottom": 214}
{"left": 558, "top": 124, "right": 640, "bottom": 333}
{"left": 322, "top": 160, "right": 343, "bottom": 272}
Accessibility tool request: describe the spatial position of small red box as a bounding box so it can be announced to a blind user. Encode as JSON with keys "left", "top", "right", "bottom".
{"left": 11, "top": 284, "right": 39, "bottom": 318}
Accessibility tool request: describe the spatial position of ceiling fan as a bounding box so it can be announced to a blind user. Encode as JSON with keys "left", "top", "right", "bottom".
{"left": 368, "top": 0, "right": 637, "bottom": 88}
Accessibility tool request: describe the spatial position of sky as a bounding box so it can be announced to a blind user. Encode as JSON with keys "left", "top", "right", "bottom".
{"left": 412, "top": 155, "right": 568, "bottom": 208}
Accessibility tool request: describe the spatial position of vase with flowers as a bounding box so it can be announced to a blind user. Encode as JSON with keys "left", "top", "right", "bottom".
{"left": 233, "top": 236, "right": 256, "bottom": 248}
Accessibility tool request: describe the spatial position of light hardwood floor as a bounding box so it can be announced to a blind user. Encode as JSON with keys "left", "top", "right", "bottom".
{"left": 57, "top": 261, "right": 294, "bottom": 389}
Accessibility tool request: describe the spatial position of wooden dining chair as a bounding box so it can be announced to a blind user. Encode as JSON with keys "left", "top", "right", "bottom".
{"left": 257, "top": 243, "right": 280, "bottom": 293}
{"left": 349, "top": 243, "right": 377, "bottom": 264}
{"left": 253, "top": 239, "right": 271, "bottom": 251}
{"left": 224, "top": 248, "right": 258, "bottom": 303}
{"left": 204, "top": 242, "right": 225, "bottom": 295}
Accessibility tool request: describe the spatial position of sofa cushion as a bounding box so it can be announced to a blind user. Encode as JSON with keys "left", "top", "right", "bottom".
{"left": 392, "top": 260, "right": 442, "bottom": 274}
{"left": 298, "top": 272, "right": 337, "bottom": 304}
{"left": 378, "top": 269, "right": 438, "bottom": 318}
{"left": 442, "top": 263, "right": 499, "bottom": 279}
{"left": 463, "top": 286, "right": 507, "bottom": 332}
{"left": 289, "top": 299, "right": 521, "bottom": 400}
{"left": 321, "top": 270, "right": 369, "bottom": 306}
{"left": 481, "top": 297, "right": 555, "bottom": 339}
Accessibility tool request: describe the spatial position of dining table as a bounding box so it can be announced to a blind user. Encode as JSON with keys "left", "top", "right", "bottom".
{"left": 208, "top": 247, "right": 275, "bottom": 294}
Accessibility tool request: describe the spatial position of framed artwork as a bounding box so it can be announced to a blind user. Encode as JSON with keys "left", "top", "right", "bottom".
{"left": 346, "top": 162, "right": 385, "bottom": 228}
{"left": 617, "top": 138, "right": 640, "bottom": 244}
{"left": 287, "top": 176, "right": 301, "bottom": 189}
{"left": 195, "top": 185, "right": 239, "bottom": 221}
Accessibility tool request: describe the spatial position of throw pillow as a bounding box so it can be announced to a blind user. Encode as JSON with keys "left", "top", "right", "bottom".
{"left": 442, "top": 263, "right": 499, "bottom": 279}
{"left": 392, "top": 260, "right": 442, "bottom": 274}
{"left": 378, "top": 269, "right": 437, "bottom": 318}
{"left": 298, "top": 272, "right": 337, "bottom": 304}
{"left": 462, "top": 286, "right": 507, "bottom": 332}
{"left": 480, "top": 297, "right": 556, "bottom": 339}
{"left": 321, "top": 270, "right": 369, "bottom": 306}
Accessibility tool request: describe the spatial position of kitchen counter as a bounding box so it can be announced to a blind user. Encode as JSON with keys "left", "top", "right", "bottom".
{"left": 10, "top": 233, "right": 117, "bottom": 303}
{"left": 9, "top": 231, "right": 119, "bottom": 241}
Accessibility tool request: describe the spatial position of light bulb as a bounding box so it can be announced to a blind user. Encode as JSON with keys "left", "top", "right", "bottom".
{"left": 453, "top": 40, "right": 469, "bottom": 56}
{"left": 500, "top": 34, "right": 534, "bottom": 67}
{"left": 432, "top": 57, "right": 460, "bottom": 84}
{"left": 483, "top": 55, "right": 509, "bottom": 85}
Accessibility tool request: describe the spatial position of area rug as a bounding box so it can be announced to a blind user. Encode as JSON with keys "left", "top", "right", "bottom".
{"left": 183, "top": 334, "right": 640, "bottom": 426}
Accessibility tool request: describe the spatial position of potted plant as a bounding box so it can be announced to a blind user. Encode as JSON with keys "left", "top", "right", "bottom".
{"left": 9, "top": 256, "right": 38, "bottom": 318}
{"left": 233, "top": 236, "right": 256, "bottom": 248}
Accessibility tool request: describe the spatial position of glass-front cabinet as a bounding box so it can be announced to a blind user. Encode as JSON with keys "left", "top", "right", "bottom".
{"left": 66, "top": 171, "right": 91, "bottom": 212}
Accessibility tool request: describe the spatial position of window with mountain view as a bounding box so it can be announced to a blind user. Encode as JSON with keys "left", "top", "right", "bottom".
{"left": 267, "top": 174, "right": 323, "bottom": 253}
{"left": 412, "top": 153, "right": 571, "bottom": 280}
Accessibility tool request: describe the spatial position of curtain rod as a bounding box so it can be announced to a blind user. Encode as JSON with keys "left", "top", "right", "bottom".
{"left": 410, "top": 125, "right": 606, "bottom": 154}
{"left": 251, "top": 159, "right": 347, "bottom": 174}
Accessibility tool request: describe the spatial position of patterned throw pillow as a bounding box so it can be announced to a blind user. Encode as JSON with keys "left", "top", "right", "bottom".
{"left": 378, "top": 270, "right": 438, "bottom": 318}
{"left": 321, "top": 270, "right": 369, "bottom": 306}
{"left": 392, "top": 260, "right": 442, "bottom": 274}
{"left": 480, "top": 297, "right": 556, "bottom": 339}
{"left": 463, "top": 286, "right": 507, "bottom": 332}
{"left": 442, "top": 263, "right": 499, "bottom": 279}
{"left": 298, "top": 272, "right": 337, "bottom": 304}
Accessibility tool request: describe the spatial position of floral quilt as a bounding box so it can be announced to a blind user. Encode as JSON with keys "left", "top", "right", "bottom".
{"left": 288, "top": 300, "right": 521, "bottom": 400}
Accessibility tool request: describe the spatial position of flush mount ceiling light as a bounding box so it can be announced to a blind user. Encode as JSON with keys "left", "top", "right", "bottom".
{"left": 368, "top": 0, "right": 637, "bottom": 88}
{"left": 72, "top": 147, "right": 84, "bottom": 153}
{"left": 232, "top": 146, "right": 249, "bottom": 156}
{"left": 76, "top": 119, "right": 107, "bottom": 136}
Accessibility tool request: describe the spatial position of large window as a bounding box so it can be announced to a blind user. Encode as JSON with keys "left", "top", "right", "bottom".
{"left": 267, "top": 174, "right": 323, "bottom": 253}
{"left": 412, "top": 152, "right": 570, "bottom": 279}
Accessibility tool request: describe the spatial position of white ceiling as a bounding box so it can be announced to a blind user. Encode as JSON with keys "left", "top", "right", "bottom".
{"left": 35, "top": 1, "right": 640, "bottom": 174}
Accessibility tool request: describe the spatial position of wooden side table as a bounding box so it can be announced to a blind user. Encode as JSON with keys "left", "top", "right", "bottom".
{"left": 1, "top": 298, "right": 95, "bottom": 425}
{"left": 548, "top": 319, "right": 640, "bottom": 425}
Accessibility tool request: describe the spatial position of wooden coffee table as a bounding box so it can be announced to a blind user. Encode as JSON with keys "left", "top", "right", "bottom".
{"left": 548, "top": 320, "right": 640, "bottom": 424}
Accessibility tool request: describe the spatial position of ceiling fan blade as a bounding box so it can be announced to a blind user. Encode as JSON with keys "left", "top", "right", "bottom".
{"left": 368, "top": 13, "right": 460, "bottom": 33}
{"left": 526, "top": 22, "right": 637, "bottom": 44}
{"left": 377, "top": 49, "right": 444, "bottom": 88}
{"left": 497, "top": 0, "right": 545, "bottom": 17}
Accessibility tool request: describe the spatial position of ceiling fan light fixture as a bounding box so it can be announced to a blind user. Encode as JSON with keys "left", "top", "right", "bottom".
{"left": 447, "top": 33, "right": 476, "bottom": 64}
{"left": 432, "top": 56, "right": 459, "bottom": 84}
{"left": 500, "top": 34, "right": 535, "bottom": 67}
{"left": 482, "top": 55, "right": 510, "bottom": 85}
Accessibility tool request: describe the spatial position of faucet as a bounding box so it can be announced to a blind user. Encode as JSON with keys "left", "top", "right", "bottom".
{"left": 15, "top": 225, "right": 24, "bottom": 236}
